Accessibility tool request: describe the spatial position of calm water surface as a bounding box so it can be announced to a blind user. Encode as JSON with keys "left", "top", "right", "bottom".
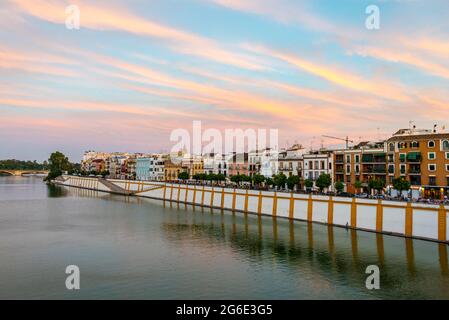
{"left": 0, "top": 176, "right": 448, "bottom": 299}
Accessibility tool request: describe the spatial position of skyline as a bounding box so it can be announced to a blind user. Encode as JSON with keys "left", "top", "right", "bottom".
{"left": 1, "top": 0, "right": 449, "bottom": 162}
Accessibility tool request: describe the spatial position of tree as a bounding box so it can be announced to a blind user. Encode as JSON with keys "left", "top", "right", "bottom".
{"left": 100, "top": 170, "right": 110, "bottom": 178}
{"left": 315, "top": 173, "right": 332, "bottom": 192}
{"left": 48, "top": 151, "right": 71, "bottom": 173}
{"left": 335, "top": 181, "right": 345, "bottom": 193}
{"left": 304, "top": 179, "right": 314, "bottom": 191}
{"left": 230, "top": 174, "right": 242, "bottom": 185}
{"left": 368, "top": 178, "right": 385, "bottom": 194}
{"left": 265, "top": 177, "right": 274, "bottom": 187}
{"left": 273, "top": 173, "right": 287, "bottom": 189}
{"left": 252, "top": 174, "right": 265, "bottom": 187}
{"left": 45, "top": 151, "right": 72, "bottom": 181}
{"left": 286, "top": 175, "right": 300, "bottom": 191}
{"left": 354, "top": 180, "right": 363, "bottom": 194}
{"left": 392, "top": 177, "right": 411, "bottom": 194}
{"left": 178, "top": 171, "right": 189, "bottom": 181}
{"left": 216, "top": 173, "right": 226, "bottom": 182}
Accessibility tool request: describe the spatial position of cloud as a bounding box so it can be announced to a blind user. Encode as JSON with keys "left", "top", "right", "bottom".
{"left": 11, "top": 0, "right": 269, "bottom": 70}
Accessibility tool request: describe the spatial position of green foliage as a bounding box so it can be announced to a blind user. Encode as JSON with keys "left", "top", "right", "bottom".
{"left": 335, "top": 181, "right": 345, "bottom": 193}
{"left": 45, "top": 151, "right": 72, "bottom": 181}
{"left": 215, "top": 173, "right": 226, "bottom": 181}
{"left": 304, "top": 179, "right": 314, "bottom": 189}
{"left": 252, "top": 174, "right": 265, "bottom": 186}
{"left": 354, "top": 180, "right": 363, "bottom": 189}
{"left": 286, "top": 175, "right": 300, "bottom": 190}
{"left": 0, "top": 159, "right": 48, "bottom": 171}
{"left": 178, "top": 171, "right": 189, "bottom": 180}
{"left": 315, "top": 173, "right": 332, "bottom": 191}
{"left": 265, "top": 177, "right": 274, "bottom": 187}
{"left": 100, "top": 170, "right": 110, "bottom": 178}
{"left": 368, "top": 178, "right": 385, "bottom": 192}
{"left": 273, "top": 173, "right": 287, "bottom": 189}
{"left": 392, "top": 177, "right": 411, "bottom": 192}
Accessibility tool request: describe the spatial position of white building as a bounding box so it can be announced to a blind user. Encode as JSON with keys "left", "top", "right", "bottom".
{"left": 271, "top": 144, "right": 305, "bottom": 177}
{"left": 203, "top": 153, "right": 228, "bottom": 176}
{"left": 302, "top": 150, "right": 334, "bottom": 191}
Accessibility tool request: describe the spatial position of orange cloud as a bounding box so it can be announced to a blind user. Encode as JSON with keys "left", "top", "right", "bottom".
{"left": 12, "top": 0, "right": 268, "bottom": 71}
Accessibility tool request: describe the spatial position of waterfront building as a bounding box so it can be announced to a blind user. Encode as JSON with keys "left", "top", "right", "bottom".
{"left": 203, "top": 153, "right": 227, "bottom": 176}
{"left": 227, "top": 152, "right": 249, "bottom": 176}
{"left": 334, "top": 141, "right": 386, "bottom": 194}
{"left": 164, "top": 158, "right": 187, "bottom": 181}
{"left": 303, "top": 150, "right": 334, "bottom": 191}
{"left": 181, "top": 154, "right": 204, "bottom": 178}
{"left": 271, "top": 144, "right": 305, "bottom": 177}
{"left": 249, "top": 148, "right": 278, "bottom": 177}
{"left": 136, "top": 157, "right": 152, "bottom": 181}
{"left": 385, "top": 128, "right": 449, "bottom": 199}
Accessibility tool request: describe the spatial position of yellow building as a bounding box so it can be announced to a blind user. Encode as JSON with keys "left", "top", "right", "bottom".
{"left": 386, "top": 128, "right": 449, "bottom": 198}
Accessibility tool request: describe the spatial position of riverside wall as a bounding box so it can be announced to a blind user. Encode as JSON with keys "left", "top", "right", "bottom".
{"left": 56, "top": 175, "right": 449, "bottom": 244}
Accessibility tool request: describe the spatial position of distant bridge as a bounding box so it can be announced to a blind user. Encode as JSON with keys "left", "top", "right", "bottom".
{"left": 0, "top": 170, "right": 49, "bottom": 176}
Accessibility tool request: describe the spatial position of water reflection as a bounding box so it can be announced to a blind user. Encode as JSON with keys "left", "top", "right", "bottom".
{"left": 160, "top": 206, "right": 449, "bottom": 299}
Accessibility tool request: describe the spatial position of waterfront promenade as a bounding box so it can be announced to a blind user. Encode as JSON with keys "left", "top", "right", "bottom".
{"left": 55, "top": 175, "right": 449, "bottom": 244}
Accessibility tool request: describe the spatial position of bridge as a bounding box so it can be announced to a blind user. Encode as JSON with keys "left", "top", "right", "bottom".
{"left": 0, "top": 170, "right": 49, "bottom": 176}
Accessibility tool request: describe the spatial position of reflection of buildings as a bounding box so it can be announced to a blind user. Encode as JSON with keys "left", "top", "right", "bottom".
{"left": 158, "top": 206, "right": 449, "bottom": 298}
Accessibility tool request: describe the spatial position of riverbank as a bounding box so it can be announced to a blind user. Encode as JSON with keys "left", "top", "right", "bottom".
{"left": 53, "top": 175, "right": 449, "bottom": 244}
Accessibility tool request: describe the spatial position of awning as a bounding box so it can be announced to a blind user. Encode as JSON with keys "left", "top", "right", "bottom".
{"left": 407, "top": 152, "right": 421, "bottom": 161}
{"left": 399, "top": 154, "right": 406, "bottom": 161}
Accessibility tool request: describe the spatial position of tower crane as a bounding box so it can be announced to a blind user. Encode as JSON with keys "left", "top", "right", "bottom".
{"left": 322, "top": 135, "right": 354, "bottom": 149}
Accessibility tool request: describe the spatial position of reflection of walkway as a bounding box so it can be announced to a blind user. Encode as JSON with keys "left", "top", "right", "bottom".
{"left": 159, "top": 207, "right": 449, "bottom": 298}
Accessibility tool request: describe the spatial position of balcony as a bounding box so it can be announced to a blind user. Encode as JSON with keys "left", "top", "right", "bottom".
{"left": 406, "top": 152, "right": 422, "bottom": 163}
{"left": 362, "top": 153, "right": 386, "bottom": 163}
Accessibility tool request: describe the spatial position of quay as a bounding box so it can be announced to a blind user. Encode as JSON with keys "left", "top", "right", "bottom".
{"left": 55, "top": 175, "right": 449, "bottom": 244}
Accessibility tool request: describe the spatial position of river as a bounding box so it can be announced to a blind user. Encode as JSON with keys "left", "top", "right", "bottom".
{"left": 0, "top": 176, "right": 448, "bottom": 299}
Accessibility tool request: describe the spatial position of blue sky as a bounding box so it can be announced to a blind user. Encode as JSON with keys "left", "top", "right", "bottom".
{"left": 1, "top": 0, "right": 449, "bottom": 161}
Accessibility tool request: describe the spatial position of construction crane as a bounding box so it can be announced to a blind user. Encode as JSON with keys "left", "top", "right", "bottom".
{"left": 322, "top": 135, "right": 354, "bottom": 149}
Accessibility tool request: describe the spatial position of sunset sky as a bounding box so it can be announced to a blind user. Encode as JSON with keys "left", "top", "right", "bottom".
{"left": 1, "top": 0, "right": 449, "bottom": 161}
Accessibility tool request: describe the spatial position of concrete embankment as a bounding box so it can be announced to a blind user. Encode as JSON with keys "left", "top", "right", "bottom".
{"left": 55, "top": 175, "right": 449, "bottom": 244}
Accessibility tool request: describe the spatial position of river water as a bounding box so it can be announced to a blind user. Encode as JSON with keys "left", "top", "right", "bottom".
{"left": 0, "top": 176, "right": 448, "bottom": 299}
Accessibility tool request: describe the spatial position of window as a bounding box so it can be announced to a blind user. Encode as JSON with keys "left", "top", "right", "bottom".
{"left": 329, "top": 163, "right": 332, "bottom": 170}
{"left": 320, "top": 161, "right": 325, "bottom": 170}
{"left": 355, "top": 155, "right": 360, "bottom": 163}
{"left": 389, "top": 143, "right": 395, "bottom": 152}
{"left": 429, "top": 176, "right": 436, "bottom": 186}
{"left": 388, "top": 164, "right": 395, "bottom": 174}
{"left": 446, "top": 164, "right": 449, "bottom": 172}
{"left": 446, "top": 152, "right": 449, "bottom": 160}
{"left": 399, "top": 153, "right": 406, "bottom": 162}
{"left": 400, "top": 164, "right": 406, "bottom": 175}
{"left": 428, "top": 140, "right": 435, "bottom": 148}
{"left": 443, "top": 140, "right": 449, "bottom": 151}
{"left": 428, "top": 164, "right": 436, "bottom": 172}
{"left": 346, "top": 175, "right": 351, "bottom": 183}
{"left": 428, "top": 152, "right": 436, "bottom": 160}
{"left": 411, "top": 141, "right": 419, "bottom": 148}
{"left": 399, "top": 142, "right": 407, "bottom": 149}
{"left": 355, "top": 164, "right": 360, "bottom": 174}
{"left": 346, "top": 155, "right": 351, "bottom": 163}
{"left": 346, "top": 164, "right": 351, "bottom": 173}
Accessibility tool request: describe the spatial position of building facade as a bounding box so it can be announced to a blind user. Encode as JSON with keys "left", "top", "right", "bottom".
{"left": 385, "top": 128, "right": 449, "bottom": 199}
{"left": 303, "top": 150, "right": 334, "bottom": 191}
